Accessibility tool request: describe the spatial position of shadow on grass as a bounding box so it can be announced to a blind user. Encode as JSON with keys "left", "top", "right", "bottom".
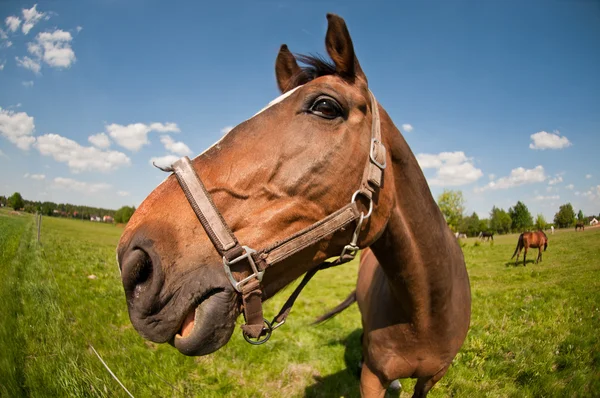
{"left": 304, "top": 329, "right": 400, "bottom": 398}
{"left": 505, "top": 259, "right": 539, "bottom": 267}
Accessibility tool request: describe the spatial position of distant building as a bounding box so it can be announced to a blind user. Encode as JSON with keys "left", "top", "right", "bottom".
{"left": 103, "top": 215, "right": 114, "bottom": 223}
{"left": 590, "top": 217, "right": 598, "bottom": 226}
{"left": 90, "top": 216, "right": 102, "bottom": 222}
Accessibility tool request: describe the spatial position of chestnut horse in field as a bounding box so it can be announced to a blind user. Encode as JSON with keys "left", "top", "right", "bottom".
{"left": 117, "top": 14, "right": 471, "bottom": 397}
{"left": 575, "top": 222, "right": 585, "bottom": 231}
{"left": 511, "top": 230, "right": 548, "bottom": 266}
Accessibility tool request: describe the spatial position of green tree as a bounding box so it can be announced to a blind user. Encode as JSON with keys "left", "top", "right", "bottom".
{"left": 534, "top": 214, "right": 547, "bottom": 230}
{"left": 577, "top": 210, "right": 585, "bottom": 222}
{"left": 41, "top": 202, "right": 56, "bottom": 216}
{"left": 479, "top": 218, "right": 489, "bottom": 234}
{"left": 490, "top": 206, "right": 512, "bottom": 234}
{"left": 7, "top": 192, "right": 24, "bottom": 211}
{"left": 554, "top": 203, "right": 576, "bottom": 228}
{"left": 437, "top": 190, "right": 465, "bottom": 231}
{"left": 508, "top": 201, "right": 533, "bottom": 232}
{"left": 0, "top": 195, "right": 6, "bottom": 207}
{"left": 459, "top": 212, "right": 482, "bottom": 237}
{"left": 114, "top": 206, "right": 136, "bottom": 224}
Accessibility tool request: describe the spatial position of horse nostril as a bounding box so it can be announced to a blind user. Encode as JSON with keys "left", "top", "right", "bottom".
{"left": 121, "top": 248, "right": 154, "bottom": 298}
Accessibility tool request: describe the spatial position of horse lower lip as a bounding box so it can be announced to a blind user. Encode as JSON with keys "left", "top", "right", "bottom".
{"left": 179, "top": 308, "right": 196, "bottom": 338}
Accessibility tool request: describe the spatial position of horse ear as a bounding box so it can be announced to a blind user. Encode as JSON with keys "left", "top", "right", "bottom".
{"left": 325, "top": 14, "right": 366, "bottom": 83}
{"left": 275, "top": 44, "right": 306, "bottom": 93}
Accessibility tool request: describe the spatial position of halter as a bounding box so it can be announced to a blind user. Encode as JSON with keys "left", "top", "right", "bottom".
{"left": 156, "top": 90, "right": 386, "bottom": 344}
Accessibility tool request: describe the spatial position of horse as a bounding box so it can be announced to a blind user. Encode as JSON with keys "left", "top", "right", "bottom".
{"left": 510, "top": 230, "right": 548, "bottom": 266}
{"left": 479, "top": 231, "right": 494, "bottom": 241}
{"left": 575, "top": 222, "right": 585, "bottom": 231}
{"left": 116, "top": 14, "right": 471, "bottom": 398}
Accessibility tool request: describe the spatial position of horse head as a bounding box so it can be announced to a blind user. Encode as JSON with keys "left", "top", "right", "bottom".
{"left": 116, "top": 14, "right": 394, "bottom": 356}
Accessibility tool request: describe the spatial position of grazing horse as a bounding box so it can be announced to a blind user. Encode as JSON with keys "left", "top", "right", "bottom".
{"left": 116, "top": 14, "right": 471, "bottom": 398}
{"left": 479, "top": 231, "right": 494, "bottom": 241}
{"left": 511, "top": 230, "right": 548, "bottom": 266}
{"left": 575, "top": 222, "right": 585, "bottom": 231}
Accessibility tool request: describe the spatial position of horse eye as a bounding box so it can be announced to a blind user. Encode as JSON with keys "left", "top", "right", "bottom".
{"left": 309, "top": 97, "right": 342, "bottom": 119}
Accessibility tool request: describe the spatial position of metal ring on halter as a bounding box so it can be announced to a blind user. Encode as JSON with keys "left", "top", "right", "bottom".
{"left": 351, "top": 190, "right": 373, "bottom": 219}
{"left": 242, "top": 318, "right": 273, "bottom": 345}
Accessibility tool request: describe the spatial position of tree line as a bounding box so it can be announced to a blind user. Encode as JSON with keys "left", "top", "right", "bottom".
{"left": 0, "top": 192, "right": 136, "bottom": 224}
{"left": 436, "top": 189, "right": 596, "bottom": 237}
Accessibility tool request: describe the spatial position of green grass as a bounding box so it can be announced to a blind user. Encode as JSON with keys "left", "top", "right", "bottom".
{"left": 0, "top": 208, "right": 599, "bottom": 397}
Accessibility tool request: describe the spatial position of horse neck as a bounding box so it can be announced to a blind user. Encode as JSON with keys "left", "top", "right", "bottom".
{"left": 370, "top": 111, "right": 465, "bottom": 312}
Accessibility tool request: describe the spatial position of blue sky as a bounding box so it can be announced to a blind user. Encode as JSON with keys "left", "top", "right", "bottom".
{"left": 1, "top": 1, "right": 599, "bottom": 221}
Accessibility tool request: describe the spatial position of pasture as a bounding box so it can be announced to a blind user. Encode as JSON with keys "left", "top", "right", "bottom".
{"left": 0, "top": 208, "right": 599, "bottom": 397}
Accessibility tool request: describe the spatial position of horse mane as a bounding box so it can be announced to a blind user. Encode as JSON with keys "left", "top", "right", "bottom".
{"left": 286, "top": 54, "right": 337, "bottom": 88}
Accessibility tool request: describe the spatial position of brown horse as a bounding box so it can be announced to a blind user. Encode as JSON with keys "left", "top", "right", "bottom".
{"left": 511, "top": 230, "right": 548, "bottom": 266}
{"left": 575, "top": 222, "right": 585, "bottom": 231}
{"left": 116, "top": 14, "right": 471, "bottom": 398}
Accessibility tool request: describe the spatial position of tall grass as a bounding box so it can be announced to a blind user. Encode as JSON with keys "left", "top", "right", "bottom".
{"left": 0, "top": 209, "right": 599, "bottom": 397}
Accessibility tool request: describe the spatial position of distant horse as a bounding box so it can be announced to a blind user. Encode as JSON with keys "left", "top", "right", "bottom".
{"left": 511, "top": 230, "right": 548, "bottom": 266}
{"left": 479, "top": 231, "right": 494, "bottom": 241}
{"left": 575, "top": 222, "right": 585, "bottom": 231}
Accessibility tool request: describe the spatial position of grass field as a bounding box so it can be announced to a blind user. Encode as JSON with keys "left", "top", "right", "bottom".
{"left": 1, "top": 208, "right": 599, "bottom": 397}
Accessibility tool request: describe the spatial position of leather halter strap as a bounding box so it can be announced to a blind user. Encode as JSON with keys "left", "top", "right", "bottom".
{"left": 161, "top": 90, "right": 386, "bottom": 341}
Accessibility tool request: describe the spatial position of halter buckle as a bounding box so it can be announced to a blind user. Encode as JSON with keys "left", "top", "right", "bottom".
{"left": 223, "top": 246, "right": 264, "bottom": 292}
{"left": 370, "top": 138, "right": 387, "bottom": 170}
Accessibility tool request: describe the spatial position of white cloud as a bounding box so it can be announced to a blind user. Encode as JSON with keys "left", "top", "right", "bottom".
{"left": 5, "top": 16, "right": 21, "bottom": 32}
{"left": 586, "top": 174, "right": 592, "bottom": 179}
{"left": 27, "top": 42, "right": 42, "bottom": 58}
{"left": 529, "top": 130, "right": 572, "bottom": 150}
{"left": 0, "top": 61, "right": 5, "bottom": 70}
{"left": 475, "top": 165, "right": 546, "bottom": 192}
{"left": 33, "top": 29, "right": 76, "bottom": 68}
{"left": 24, "top": 173, "right": 45, "bottom": 180}
{"left": 107, "top": 122, "right": 180, "bottom": 151}
{"left": 0, "top": 107, "right": 36, "bottom": 150}
{"left": 488, "top": 174, "right": 496, "bottom": 181}
{"left": 16, "top": 56, "right": 41, "bottom": 74}
{"left": 579, "top": 185, "right": 600, "bottom": 200}
{"left": 565, "top": 184, "right": 574, "bottom": 190}
{"left": 0, "top": 28, "right": 7, "bottom": 40}
{"left": 35, "top": 134, "right": 131, "bottom": 173}
{"left": 401, "top": 123, "right": 413, "bottom": 133}
{"left": 52, "top": 177, "right": 112, "bottom": 194}
{"left": 221, "top": 126, "right": 233, "bottom": 135}
{"left": 533, "top": 195, "right": 559, "bottom": 201}
{"left": 150, "top": 155, "right": 180, "bottom": 169}
{"left": 88, "top": 132, "right": 111, "bottom": 149}
{"left": 548, "top": 175, "right": 563, "bottom": 185}
{"left": 117, "top": 191, "right": 130, "bottom": 197}
{"left": 416, "top": 151, "right": 483, "bottom": 186}
{"left": 160, "top": 135, "right": 191, "bottom": 156}
{"left": 1, "top": 40, "right": 12, "bottom": 49}
{"left": 22, "top": 80, "right": 34, "bottom": 87}
{"left": 76, "top": 26, "right": 83, "bottom": 33}
{"left": 22, "top": 4, "right": 45, "bottom": 35}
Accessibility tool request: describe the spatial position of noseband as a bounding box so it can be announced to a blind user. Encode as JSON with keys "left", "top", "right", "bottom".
{"left": 156, "top": 90, "right": 386, "bottom": 344}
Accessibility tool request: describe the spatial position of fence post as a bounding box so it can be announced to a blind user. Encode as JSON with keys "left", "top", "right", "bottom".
{"left": 37, "top": 213, "right": 42, "bottom": 243}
